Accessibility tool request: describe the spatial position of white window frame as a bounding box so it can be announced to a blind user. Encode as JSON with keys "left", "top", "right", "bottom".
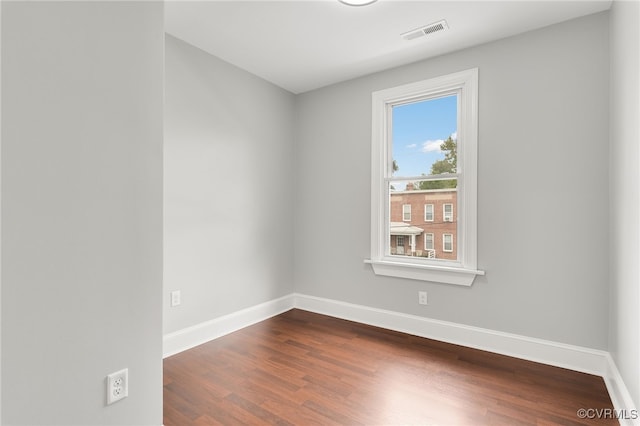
{"left": 443, "top": 234, "right": 454, "bottom": 252}
{"left": 424, "top": 204, "right": 434, "bottom": 222}
{"left": 402, "top": 204, "right": 411, "bottom": 222}
{"left": 366, "top": 68, "right": 484, "bottom": 286}
{"left": 443, "top": 203, "right": 453, "bottom": 222}
{"left": 424, "top": 233, "right": 434, "bottom": 251}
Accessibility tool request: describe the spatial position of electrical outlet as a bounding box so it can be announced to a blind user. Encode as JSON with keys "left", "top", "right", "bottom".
{"left": 170, "top": 290, "right": 181, "bottom": 307}
{"left": 107, "top": 368, "right": 128, "bottom": 405}
{"left": 418, "top": 291, "right": 428, "bottom": 305}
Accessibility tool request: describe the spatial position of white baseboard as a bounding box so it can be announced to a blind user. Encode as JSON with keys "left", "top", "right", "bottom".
{"left": 603, "top": 353, "right": 640, "bottom": 426}
{"left": 162, "top": 292, "right": 637, "bottom": 423}
{"left": 293, "top": 293, "right": 608, "bottom": 376}
{"left": 162, "top": 294, "right": 294, "bottom": 358}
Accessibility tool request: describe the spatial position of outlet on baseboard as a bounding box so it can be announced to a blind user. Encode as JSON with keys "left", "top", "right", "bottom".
{"left": 418, "top": 291, "right": 428, "bottom": 305}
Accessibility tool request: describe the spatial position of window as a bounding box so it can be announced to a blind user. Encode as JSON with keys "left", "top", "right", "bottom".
{"left": 402, "top": 204, "right": 411, "bottom": 221}
{"left": 424, "top": 204, "right": 434, "bottom": 222}
{"left": 443, "top": 204, "right": 453, "bottom": 222}
{"left": 443, "top": 234, "right": 453, "bottom": 252}
{"left": 367, "top": 68, "right": 484, "bottom": 286}
{"left": 424, "top": 233, "right": 434, "bottom": 250}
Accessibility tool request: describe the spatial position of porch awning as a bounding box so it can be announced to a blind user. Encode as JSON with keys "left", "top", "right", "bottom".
{"left": 390, "top": 222, "right": 424, "bottom": 236}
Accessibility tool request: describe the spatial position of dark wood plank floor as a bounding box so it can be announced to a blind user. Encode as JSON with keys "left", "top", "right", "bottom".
{"left": 164, "top": 309, "right": 615, "bottom": 425}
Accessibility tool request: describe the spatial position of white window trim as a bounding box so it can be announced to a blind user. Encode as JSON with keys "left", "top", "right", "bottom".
{"left": 424, "top": 204, "right": 434, "bottom": 222}
{"left": 365, "top": 68, "right": 484, "bottom": 286}
{"left": 402, "top": 204, "right": 411, "bottom": 221}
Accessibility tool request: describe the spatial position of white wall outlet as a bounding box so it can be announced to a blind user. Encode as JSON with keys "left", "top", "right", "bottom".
{"left": 170, "top": 290, "right": 181, "bottom": 307}
{"left": 418, "top": 291, "right": 428, "bottom": 305}
{"left": 107, "top": 368, "right": 128, "bottom": 405}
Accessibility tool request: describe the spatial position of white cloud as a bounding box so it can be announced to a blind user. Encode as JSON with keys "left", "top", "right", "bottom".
{"left": 406, "top": 143, "right": 417, "bottom": 149}
{"left": 420, "top": 132, "right": 457, "bottom": 153}
{"left": 421, "top": 139, "right": 444, "bottom": 153}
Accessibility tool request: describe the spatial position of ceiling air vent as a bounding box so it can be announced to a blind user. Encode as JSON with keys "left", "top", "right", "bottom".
{"left": 401, "top": 20, "right": 449, "bottom": 41}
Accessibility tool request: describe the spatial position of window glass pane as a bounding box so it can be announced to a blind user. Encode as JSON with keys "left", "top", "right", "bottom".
{"left": 388, "top": 180, "right": 458, "bottom": 261}
{"left": 391, "top": 95, "right": 457, "bottom": 180}
{"left": 390, "top": 95, "right": 458, "bottom": 260}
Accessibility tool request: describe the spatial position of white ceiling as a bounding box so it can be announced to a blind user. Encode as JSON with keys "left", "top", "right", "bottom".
{"left": 165, "top": 0, "right": 611, "bottom": 94}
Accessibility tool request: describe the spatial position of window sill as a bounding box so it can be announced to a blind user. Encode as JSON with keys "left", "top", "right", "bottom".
{"left": 364, "top": 259, "right": 484, "bottom": 286}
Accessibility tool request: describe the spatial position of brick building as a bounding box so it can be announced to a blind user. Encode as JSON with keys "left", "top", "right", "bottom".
{"left": 389, "top": 183, "right": 457, "bottom": 260}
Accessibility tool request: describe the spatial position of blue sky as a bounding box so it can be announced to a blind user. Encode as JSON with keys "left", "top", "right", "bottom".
{"left": 392, "top": 94, "right": 457, "bottom": 178}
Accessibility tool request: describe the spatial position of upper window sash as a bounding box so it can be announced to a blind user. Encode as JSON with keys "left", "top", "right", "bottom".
{"left": 367, "top": 68, "right": 484, "bottom": 286}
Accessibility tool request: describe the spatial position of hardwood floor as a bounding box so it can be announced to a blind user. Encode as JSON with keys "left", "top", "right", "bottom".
{"left": 164, "top": 309, "right": 616, "bottom": 425}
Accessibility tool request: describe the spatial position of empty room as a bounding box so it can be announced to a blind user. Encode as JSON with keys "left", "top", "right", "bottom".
{"left": 1, "top": 0, "right": 639, "bottom": 425}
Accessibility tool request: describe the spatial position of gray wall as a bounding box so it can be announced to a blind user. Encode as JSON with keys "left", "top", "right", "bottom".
{"left": 609, "top": 0, "right": 640, "bottom": 408}
{"left": 163, "top": 35, "right": 295, "bottom": 334}
{"left": 1, "top": 2, "right": 164, "bottom": 425}
{"left": 293, "top": 12, "right": 610, "bottom": 350}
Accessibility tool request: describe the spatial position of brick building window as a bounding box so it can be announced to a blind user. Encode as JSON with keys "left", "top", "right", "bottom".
{"left": 424, "top": 233, "right": 434, "bottom": 251}
{"left": 443, "top": 203, "right": 453, "bottom": 222}
{"left": 443, "top": 234, "right": 454, "bottom": 252}
{"left": 367, "top": 68, "right": 484, "bottom": 285}
{"left": 425, "top": 204, "right": 434, "bottom": 222}
{"left": 402, "top": 204, "right": 411, "bottom": 221}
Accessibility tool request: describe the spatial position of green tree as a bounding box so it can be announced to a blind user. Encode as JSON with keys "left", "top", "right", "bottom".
{"left": 419, "top": 136, "right": 457, "bottom": 190}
